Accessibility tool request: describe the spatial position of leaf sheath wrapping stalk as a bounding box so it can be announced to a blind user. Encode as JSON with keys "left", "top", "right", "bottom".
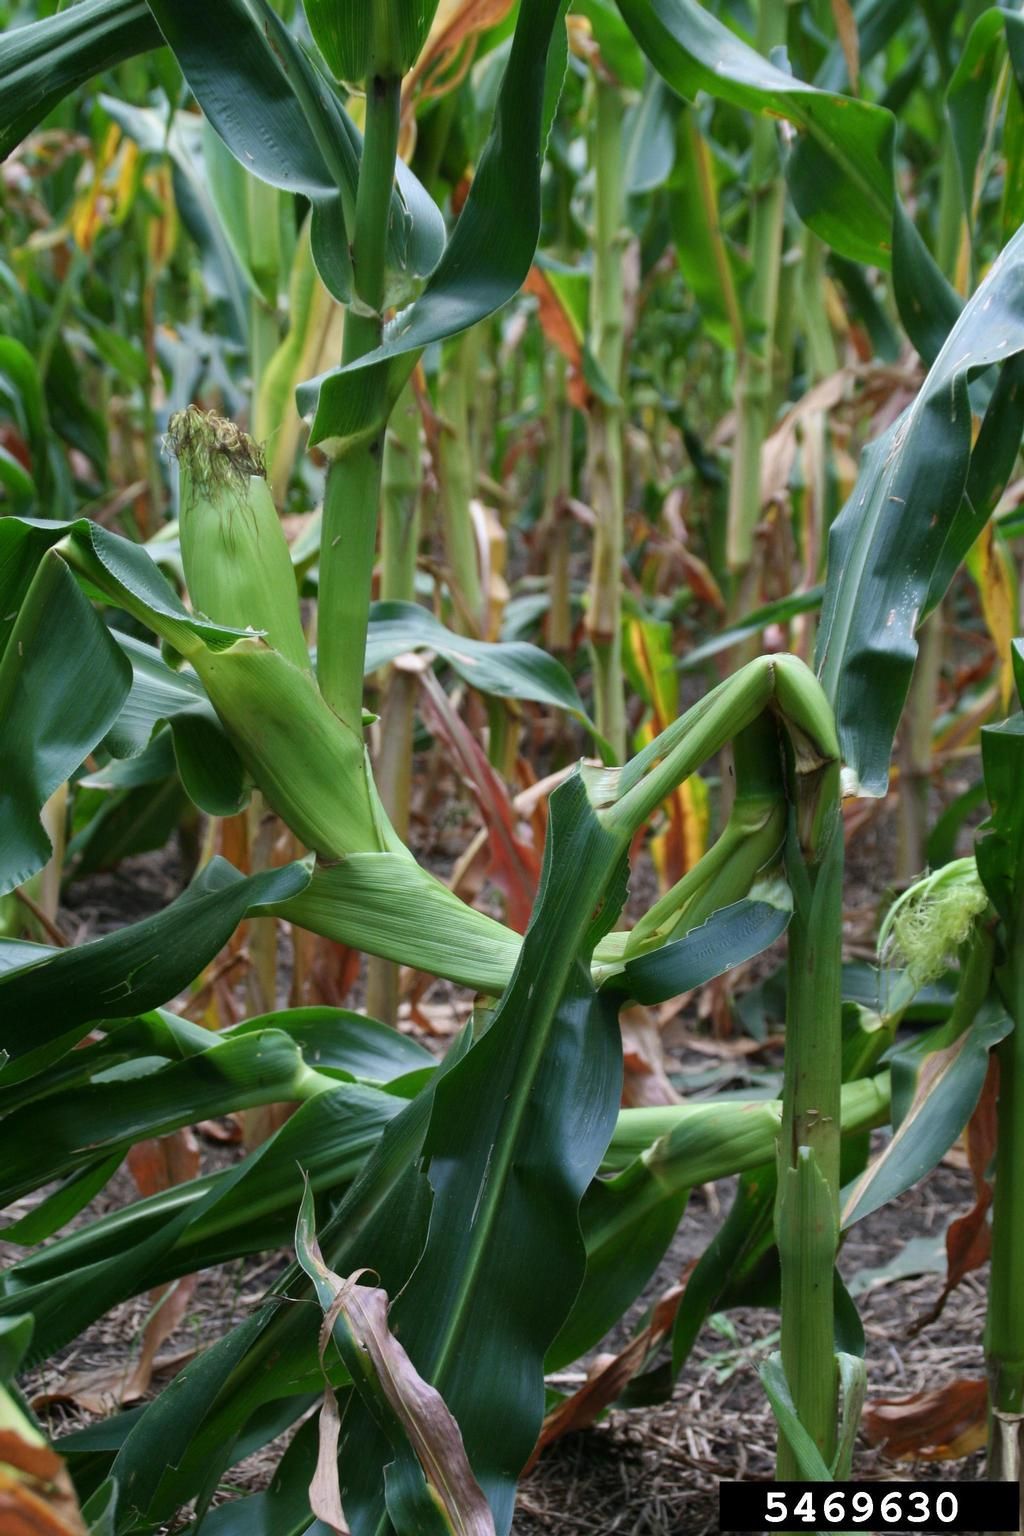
{"left": 190, "top": 641, "right": 381, "bottom": 858}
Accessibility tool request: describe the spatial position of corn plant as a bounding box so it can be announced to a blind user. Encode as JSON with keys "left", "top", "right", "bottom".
{"left": 3, "top": 0, "right": 1024, "bottom": 1531}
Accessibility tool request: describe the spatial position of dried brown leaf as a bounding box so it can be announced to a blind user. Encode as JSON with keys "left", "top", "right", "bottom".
{"left": 912, "top": 1055, "right": 998, "bottom": 1335}
{"left": 620, "top": 1006, "right": 682, "bottom": 1107}
{"left": 0, "top": 1418, "right": 88, "bottom": 1536}
{"left": 310, "top": 1383, "right": 350, "bottom": 1535}
{"left": 862, "top": 1379, "right": 988, "bottom": 1460}
{"left": 300, "top": 1218, "right": 496, "bottom": 1536}
{"left": 530, "top": 1283, "right": 685, "bottom": 1465}
{"left": 830, "top": 0, "right": 860, "bottom": 91}
{"left": 418, "top": 671, "right": 541, "bottom": 932}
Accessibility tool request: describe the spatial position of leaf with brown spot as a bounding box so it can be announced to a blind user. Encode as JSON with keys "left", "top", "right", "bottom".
{"left": 862, "top": 1379, "right": 988, "bottom": 1460}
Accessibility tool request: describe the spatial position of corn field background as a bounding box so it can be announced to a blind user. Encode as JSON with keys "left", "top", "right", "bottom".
{"left": 2, "top": 0, "right": 1024, "bottom": 1533}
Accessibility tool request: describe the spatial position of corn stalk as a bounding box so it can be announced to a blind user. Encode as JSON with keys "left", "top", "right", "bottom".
{"left": 317, "top": 71, "right": 403, "bottom": 733}
{"left": 367, "top": 384, "right": 423, "bottom": 1024}
{"left": 585, "top": 73, "right": 628, "bottom": 760}
{"left": 725, "top": 0, "right": 787, "bottom": 611}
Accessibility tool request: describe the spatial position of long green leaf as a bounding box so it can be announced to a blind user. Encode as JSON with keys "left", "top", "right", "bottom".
{"left": 104, "top": 634, "right": 248, "bottom": 818}
{"left": 841, "top": 1009, "right": 1011, "bottom": 1226}
{"left": 0, "top": 1030, "right": 319, "bottom": 1207}
{"left": 607, "top": 882, "right": 792, "bottom": 1003}
{"left": 0, "top": 0, "right": 159, "bottom": 160}
{"left": 336, "top": 771, "right": 627, "bottom": 1534}
{"left": 364, "top": 600, "right": 602, "bottom": 742}
{"left": 816, "top": 223, "right": 1024, "bottom": 796}
{"left": 144, "top": 0, "right": 443, "bottom": 305}
{"left": 0, "top": 552, "right": 131, "bottom": 896}
{"left": 0, "top": 857, "right": 310, "bottom": 1082}
{"left": 0, "top": 1083, "right": 405, "bottom": 1359}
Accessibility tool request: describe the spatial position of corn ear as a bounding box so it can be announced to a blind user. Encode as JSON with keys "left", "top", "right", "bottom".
{"left": 170, "top": 407, "right": 311, "bottom": 676}
{"left": 191, "top": 639, "right": 381, "bottom": 858}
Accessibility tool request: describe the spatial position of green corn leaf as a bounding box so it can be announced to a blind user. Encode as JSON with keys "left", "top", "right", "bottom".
{"left": 3, "top": 1156, "right": 285, "bottom": 1372}
{"left": 0, "top": 1083, "right": 405, "bottom": 1358}
{"left": 333, "top": 770, "right": 627, "bottom": 1534}
{"left": 299, "top": 0, "right": 570, "bottom": 455}
{"left": 0, "top": 552, "right": 131, "bottom": 897}
{"left": 0, "top": 0, "right": 159, "bottom": 160}
{"left": 816, "top": 224, "right": 1024, "bottom": 797}
{"left": 69, "top": 773, "right": 190, "bottom": 882}
{"left": 201, "top": 121, "right": 289, "bottom": 307}
{"left": 0, "top": 1029, "right": 323, "bottom": 1207}
{"left": 364, "top": 599, "right": 604, "bottom": 746}
{"left": 104, "top": 635, "right": 248, "bottom": 818}
{"left": 615, "top": 0, "right": 961, "bottom": 361}
{"left": 1, "top": 1153, "right": 126, "bottom": 1246}
{"left": 0, "top": 516, "right": 247, "bottom": 655}
{"left": 0, "top": 1314, "right": 33, "bottom": 1382}
{"left": 0, "top": 1005, "right": 429, "bottom": 1120}
{"left": 81, "top": 1480, "right": 120, "bottom": 1536}
{"left": 144, "top": 0, "right": 443, "bottom": 305}
{"left": 177, "top": 1417, "right": 321, "bottom": 1536}
{"left": 841, "top": 1009, "right": 1011, "bottom": 1227}
{"left": 0, "top": 444, "right": 35, "bottom": 508}
{"left": 304, "top": 0, "right": 441, "bottom": 83}
{"left": 624, "top": 72, "right": 680, "bottom": 194}
{"left": 678, "top": 587, "right": 825, "bottom": 673}
{"left": 227, "top": 1006, "right": 435, "bottom": 1084}
{"left": 264, "top": 853, "right": 523, "bottom": 995}
{"left": 669, "top": 1168, "right": 777, "bottom": 1380}
{"left": 606, "top": 881, "right": 793, "bottom": 1004}
{"left": 0, "top": 856, "right": 310, "bottom": 1084}
{"left": 0, "top": 336, "right": 66, "bottom": 514}
{"left": 760, "top": 1353, "right": 833, "bottom": 1480}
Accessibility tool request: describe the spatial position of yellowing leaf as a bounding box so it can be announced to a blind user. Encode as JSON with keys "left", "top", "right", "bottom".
{"left": 967, "top": 521, "right": 1018, "bottom": 710}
